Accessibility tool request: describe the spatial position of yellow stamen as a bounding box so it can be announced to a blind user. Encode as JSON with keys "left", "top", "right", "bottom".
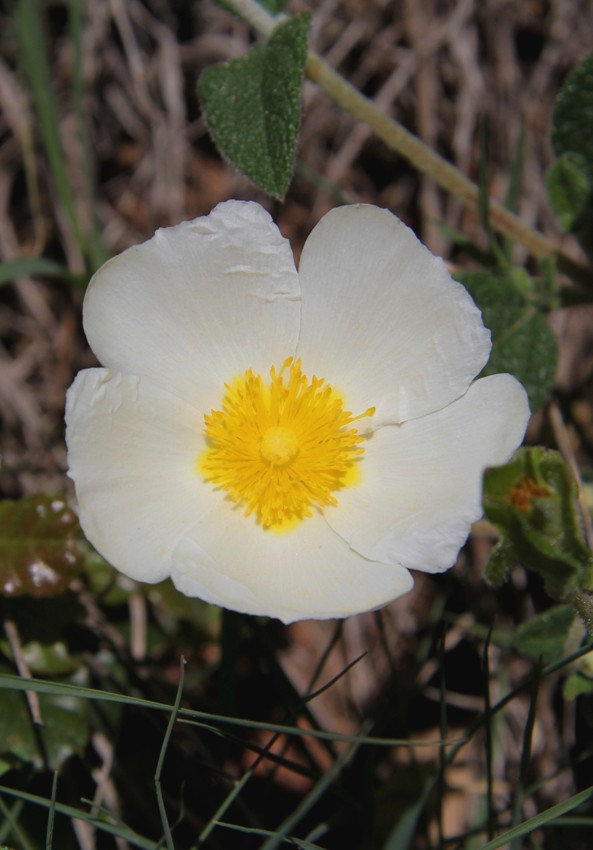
{"left": 200, "top": 357, "right": 375, "bottom": 531}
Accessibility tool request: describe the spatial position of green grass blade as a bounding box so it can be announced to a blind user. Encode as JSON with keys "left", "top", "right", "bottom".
{"left": 259, "top": 739, "right": 359, "bottom": 850}
{"left": 382, "top": 771, "right": 437, "bottom": 850}
{"left": 154, "top": 657, "right": 186, "bottom": 850}
{"left": 505, "top": 120, "right": 526, "bottom": 214}
{"left": 68, "top": 0, "right": 106, "bottom": 271}
{"left": 0, "top": 256, "right": 81, "bottom": 286}
{"left": 480, "top": 785, "right": 593, "bottom": 850}
{"left": 510, "top": 662, "right": 541, "bottom": 850}
{"left": 45, "top": 771, "right": 58, "bottom": 850}
{"left": 483, "top": 624, "right": 495, "bottom": 840}
{"left": 13, "top": 0, "right": 86, "bottom": 264}
{"left": 198, "top": 628, "right": 352, "bottom": 845}
{"left": 0, "top": 792, "right": 35, "bottom": 850}
{"left": 211, "top": 822, "right": 327, "bottom": 849}
{"left": 0, "top": 784, "right": 156, "bottom": 849}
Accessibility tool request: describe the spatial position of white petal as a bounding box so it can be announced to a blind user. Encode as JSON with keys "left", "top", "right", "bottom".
{"left": 83, "top": 201, "right": 301, "bottom": 409}
{"left": 296, "top": 205, "right": 491, "bottom": 426}
{"left": 66, "top": 368, "right": 413, "bottom": 622}
{"left": 66, "top": 369, "right": 208, "bottom": 582}
{"left": 170, "top": 509, "right": 413, "bottom": 624}
{"left": 326, "top": 374, "right": 530, "bottom": 572}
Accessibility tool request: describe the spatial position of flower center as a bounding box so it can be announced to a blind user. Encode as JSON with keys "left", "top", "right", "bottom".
{"left": 260, "top": 425, "right": 299, "bottom": 466}
{"left": 200, "top": 357, "right": 375, "bottom": 530}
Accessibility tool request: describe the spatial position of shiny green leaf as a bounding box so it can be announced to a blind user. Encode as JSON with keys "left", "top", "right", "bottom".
{"left": 0, "top": 496, "right": 84, "bottom": 598}
{"left": 0, "top": 495, "right": 83, "bottom": 597}
{"left": 198, "top": 14, "right": 309, "bottom": 199}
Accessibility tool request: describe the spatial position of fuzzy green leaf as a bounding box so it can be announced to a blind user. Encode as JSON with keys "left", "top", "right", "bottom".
{"left": 547, "top": 154, "right": 591, "bottom": 232}
{"left": 0, "top": 496, "right": 84, "bottom": 598}
{"left": 483, "top": 447, "right": 593, "bottom": 600}
{"left": 483, "top": 539, "right": 516, "bottom": 586}
{"left": 513, "top": 605, "right": 575, "bottom": 665}
{"left": 552, "top": 51, "right": 593, "bottom": 178}
{"left": 198, "top": 14, "right": 309, "bottom": 199}
{"left": 550, "top": 51, "right": 593, "bottom": 248}
{"left": 458, "top": 270, "right": 557, "bottom": 411}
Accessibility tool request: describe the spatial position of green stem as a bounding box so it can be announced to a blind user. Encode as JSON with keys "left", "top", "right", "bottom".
{"left": 224, "top": 0, "right": 592, "bottom": 286}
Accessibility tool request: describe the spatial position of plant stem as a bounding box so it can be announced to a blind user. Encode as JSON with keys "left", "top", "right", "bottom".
{"left": 222, "top": 0, "right": 592, "bottom": 286}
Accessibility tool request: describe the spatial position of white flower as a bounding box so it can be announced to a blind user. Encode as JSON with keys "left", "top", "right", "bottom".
{"left": 65, "top": 201, "right": 529, "bottom": 623}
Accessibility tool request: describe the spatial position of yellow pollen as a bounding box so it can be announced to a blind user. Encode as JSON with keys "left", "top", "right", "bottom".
{"left": 260, "top": 425, "right": 299, "bottom": 466}
{"left": 200, "top": 357, "right": 375, "bottom": 531}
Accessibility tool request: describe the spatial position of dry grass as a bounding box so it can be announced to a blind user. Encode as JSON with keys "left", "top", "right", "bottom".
{"left": 2, "top": 1, "right": 593, "bottom": 846}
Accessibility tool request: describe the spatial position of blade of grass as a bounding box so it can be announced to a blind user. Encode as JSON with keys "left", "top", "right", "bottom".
{"left": 382, "top": 636, "right": 593, "bottom": 850}
{"left": 259, "top": 736, "right": 360, "bottom": 850}
{"left": 437, "top": 624, "right": 447, "bottom": 848}
{"left": 0, "top": 792, "right": 36, "bottom": 850}
{"left": 45, "top": 771, "right": 58, "bottom": 850}
{"left": 198, "top": 628, "right": 360, "bottom": 846}
{"left": 510, "top": 661, "right": 541, "bottom": 850}
{"left": 479, "top": 785, "right": 593, "bottom": 850}
{"left": 0, "top": 669, "right": 455, "bottom": 747}
{"left": 505, "top": 120, "right": 526, "bottom": 214}
{"left": 13, "top": 0, "right": 87, "bottom": 267}
{"left": 478, "top": 119, "right": 508, "bottom": 268}
{"left": 0, "top": 256, "right": 81, "bottom": 286}
{"left": 0, "top": 784, "right": 156, "bottom": 849}
{"left": 483, "top": 624, "right": 495, "bottom": 841}
{"left": 211, "top": 821, "right": 327, "bottom": 849}
{"left": 155, "top": 656, "right": 186, "bottom": 850}
{"left": 382, "top": 770, "right": 436, "bottom": 850}
{"left": 218, "top": 608, "right": 242, "bottom": 720}
{"left": 68, "top": 0, "right": 107, "bottom": 272}
{"left": 502, "top": 120, "right": 526, "bottom": 262}
{"left": 22, "top": 652, "right": 593, "bottom": 751}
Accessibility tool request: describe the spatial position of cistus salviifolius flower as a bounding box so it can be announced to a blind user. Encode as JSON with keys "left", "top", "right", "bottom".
{"left": 65, "top": 201, "right": 530, "bottom": 623}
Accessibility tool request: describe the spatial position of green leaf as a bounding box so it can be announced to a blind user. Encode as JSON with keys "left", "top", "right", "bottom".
{"left": 550, "top": 51, "right": 593, "bottom": 249}
{"left": 564, "top": 672, "right": 593, "bottom": 700}
{"left": 483, "top": 447, "right": 593, "bottom": 600}
{"left": 0, "top": 496, "right": 84, "bottom": 598}
{"left": 0, "top": 663, "right": 90, "bottom": 770}
{"left": 547, "top": 154, "right": 591, "bottom": 232}
{"left": 483, "top": 539, "right": 517, "bottom": 586}
{"left": 255, "top": 0, "right": 289, "bottom": 11}
{"left": 198, "top": 14, "right": 309, "bottom": 199}
{"left": 513, "top": 605, "right": 575, "bottom": 665}
{"left": 457, "top": 270, "right": 557, "bottom": 411}
{"left": 552, "top": 51, "right": 593, "bottom": 179}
